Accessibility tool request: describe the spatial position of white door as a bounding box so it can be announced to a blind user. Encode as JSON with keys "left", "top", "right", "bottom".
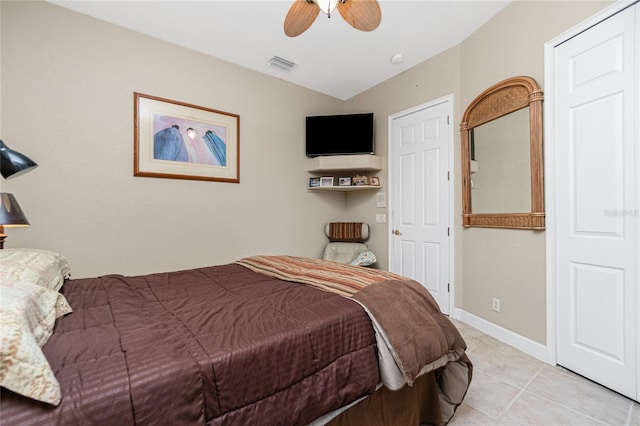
{"left": 389, "top": 98, "right": 452, "bottom": 314}
{"left": 554, "top": 3, "right": 638, "bottom": 400}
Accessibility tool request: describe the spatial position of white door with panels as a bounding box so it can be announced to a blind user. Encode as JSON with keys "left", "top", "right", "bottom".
{"left": 389, "top": 98, "right": 452, "bottom": 314}
{"left": 553, "top": 2, "right": 638, "bottom": 401}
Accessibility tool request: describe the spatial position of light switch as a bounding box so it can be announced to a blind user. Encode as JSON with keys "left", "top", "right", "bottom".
{"left": 376, "top": 214, "right": 386, "bottom": 223}
{"left": 376, "top": 192, "right": 386, "bottom": 208}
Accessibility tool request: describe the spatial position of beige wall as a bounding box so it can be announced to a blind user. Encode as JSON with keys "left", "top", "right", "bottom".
{"left": 1, "top": 1, "right": 613, "bottom": 345}
{"left": 1, "top": 1, "right": 348, "bottom": 278}
{"left": 347, "top": 0, "right": 612, "bottom": 344}
{"left": 345, "top": 45, "right": 463, "bottom": 273}
{"left": 459, "top": 0, "right": 611, "bottom": 344}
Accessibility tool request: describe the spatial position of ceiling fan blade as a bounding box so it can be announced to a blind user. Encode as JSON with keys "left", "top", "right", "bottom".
{"left": 337, "top": 0, "right": 381, "bottom": 32}
{"left": 284, "top": 0, "right": 321, "bottom": 37}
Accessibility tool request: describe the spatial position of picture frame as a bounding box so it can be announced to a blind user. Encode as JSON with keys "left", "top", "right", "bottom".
{"left": 353, "top": 175, "right": 369, "bottom": 186}
{"left": 309, "top": 177, "right": 321, "bottom": 187}
{"left": 320, "top": 176, "right": 334, "bottom": 187}
{"left": 134, "top": 93, "right": 240, "bottom": 183}
{"left": 369, "top": 176, "right": 380, "bottom": 186}
{"left": 338, "top": 177, "right": 352, "bottom": 186}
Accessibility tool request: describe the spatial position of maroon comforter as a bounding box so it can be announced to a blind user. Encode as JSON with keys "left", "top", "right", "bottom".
{"left": 0, "top": 264, "right": 379, "bottom": 425}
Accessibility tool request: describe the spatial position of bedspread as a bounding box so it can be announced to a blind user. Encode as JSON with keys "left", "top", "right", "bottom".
{"left": 0, "top": 264, "right": 379, "bottom": 425}
{"left": 237, "top": 256, "right": 473, "bottom": 423}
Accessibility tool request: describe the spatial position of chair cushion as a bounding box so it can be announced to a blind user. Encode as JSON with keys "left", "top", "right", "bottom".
{"left": 325, "top": 223, "right": 369, "bottom": 242}
{"left": 323, "top": 242, "right": 370, "bottom": 264}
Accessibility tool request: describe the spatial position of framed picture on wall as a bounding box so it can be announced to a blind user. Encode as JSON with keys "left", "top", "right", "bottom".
{"left": 134, "top": 92, "right": 240, "bottom": 183}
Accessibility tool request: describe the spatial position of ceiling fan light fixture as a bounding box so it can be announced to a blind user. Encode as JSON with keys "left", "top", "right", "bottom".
{"left": 316, "top": 0, "right": 339, "bottom": 16}
{"left": 284, "top": 0, "right": 380, "bottom": 37}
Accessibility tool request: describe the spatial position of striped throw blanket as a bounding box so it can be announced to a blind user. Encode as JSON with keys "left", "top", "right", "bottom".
{"left": 235, "top": 255, "right": 407, "bottom": 297}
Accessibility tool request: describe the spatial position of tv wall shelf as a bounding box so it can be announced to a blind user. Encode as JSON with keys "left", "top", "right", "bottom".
{"left": 308, "top": 185, "right": 381, "bottom": 193}
{"left": 306, "top": 155, "right": 383, "bottom": 193}
{"left": 306, "top": 155, "right": 382, "bottom": 173}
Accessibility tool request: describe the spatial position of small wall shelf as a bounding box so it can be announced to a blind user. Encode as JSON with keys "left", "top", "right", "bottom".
{"left": 306, "top": 155, "right": 383, "bottom": 193}
{"left": 308, "top": 185, "right": 381, "bottom": 192}
{"left": 306, "top": 154, "right": 383, "bottom": 173}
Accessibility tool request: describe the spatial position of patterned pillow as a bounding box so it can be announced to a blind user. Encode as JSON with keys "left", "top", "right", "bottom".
{"left": 350, "top": 250, "right": 377, "bottom": 266}
{"left": 0, "top": 280, "right": 72, "bottom": 405}
{"left": 0, "top": 248, "right": 71, "bottom": 291}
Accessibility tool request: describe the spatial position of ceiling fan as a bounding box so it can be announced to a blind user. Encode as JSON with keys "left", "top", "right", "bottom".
{"left": 284, "top": 0, "right": 382, "bottom": 37}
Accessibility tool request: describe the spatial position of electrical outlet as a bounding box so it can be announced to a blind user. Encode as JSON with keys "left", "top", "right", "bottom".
{"left": 376, "top": 214, "right": 386, "bottom": 223}
{"left": 492, "top": 297, "right": 501, "bottom": 313}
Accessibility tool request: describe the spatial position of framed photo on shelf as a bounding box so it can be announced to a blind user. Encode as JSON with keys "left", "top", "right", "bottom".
{"left": 368, "top": 176, "right": 380, "bottom": 186}
{"left": 320, "top": 176, "right": 334, "bottom": 187}
{"left": 338, "top": 177, "right": 352, "bottom": 186}
{"left": 309, "top": 177, "right": 321, "bottom": 187}
{"left": 352, "top": 175, "right": 369, "bottom": 186}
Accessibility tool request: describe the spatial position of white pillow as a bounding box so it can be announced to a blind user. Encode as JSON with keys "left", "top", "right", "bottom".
{"left": 0, "top": 280, "right": 72, "bottom": 405}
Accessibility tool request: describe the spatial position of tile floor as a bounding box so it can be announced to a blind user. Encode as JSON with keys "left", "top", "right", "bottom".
{"left": 448, "top": 319, "right": 640, "bottom": 426}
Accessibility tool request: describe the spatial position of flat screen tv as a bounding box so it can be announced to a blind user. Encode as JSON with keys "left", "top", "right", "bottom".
{"left": 305, "top": 113, "right": 374, "bottom": 157}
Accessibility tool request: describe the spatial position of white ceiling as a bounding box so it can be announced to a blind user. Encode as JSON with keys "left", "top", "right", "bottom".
{"left": 49, "top": 0, "right": 510, "bottom": 100}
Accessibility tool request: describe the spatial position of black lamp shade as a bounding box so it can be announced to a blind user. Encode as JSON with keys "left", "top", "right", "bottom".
{"left": 0, "top": 193, "right": 30, "bottom": 227}
{"left": 0, "top": 140, "right": 38, "bottom": 179}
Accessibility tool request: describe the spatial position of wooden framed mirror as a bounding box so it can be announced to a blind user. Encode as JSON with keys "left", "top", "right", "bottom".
{"left": 460, "top": 76, "right": 544, "bottom": 229}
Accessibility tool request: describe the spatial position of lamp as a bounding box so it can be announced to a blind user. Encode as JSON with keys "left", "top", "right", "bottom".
{"left": 0, "top": 140, "right": 37, "bottom": 248}
{"left": 0, "top": 139, "right": 38, "bottom": 179}
{"left": 0, "top": 193, "right": 30, "bottom": 249}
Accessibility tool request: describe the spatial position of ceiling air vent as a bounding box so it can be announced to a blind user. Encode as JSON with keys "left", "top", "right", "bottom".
{"left": 267, "top": 56, "right": 297, "bottom": 72}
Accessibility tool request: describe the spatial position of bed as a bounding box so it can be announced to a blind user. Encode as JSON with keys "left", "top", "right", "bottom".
{"left": 0, "top": 249, "right": 472, "bottom": 425}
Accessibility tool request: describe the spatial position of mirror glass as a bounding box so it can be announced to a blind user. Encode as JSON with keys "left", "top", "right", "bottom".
{"left": 470, "top": 108, "right": 530, "bottom": 213}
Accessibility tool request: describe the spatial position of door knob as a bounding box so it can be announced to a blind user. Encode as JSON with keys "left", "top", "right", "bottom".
{"left": 393, "top": 229, "right": 402, "bottom": 236}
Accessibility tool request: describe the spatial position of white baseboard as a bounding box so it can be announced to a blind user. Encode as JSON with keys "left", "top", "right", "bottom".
{"left": 451, "top": 308, "right": 551, "bottom": 363}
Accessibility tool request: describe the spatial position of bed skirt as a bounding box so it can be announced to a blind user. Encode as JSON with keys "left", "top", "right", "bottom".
{"left": 326, "top": 371, "right": 443, "bottom": 426}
